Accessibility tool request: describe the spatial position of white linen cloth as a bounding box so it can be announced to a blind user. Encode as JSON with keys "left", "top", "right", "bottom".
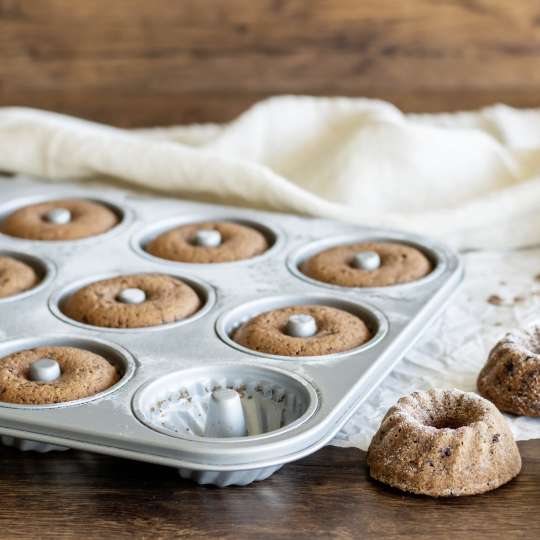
{"left": 3, "top": 97, "right": 540, "bottom": 250}
{"left": 0, "top": 97, "right": 539, "bottom": 448}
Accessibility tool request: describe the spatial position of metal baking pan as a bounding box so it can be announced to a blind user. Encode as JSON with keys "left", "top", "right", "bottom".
{"left": 0, "top": 175, "right": 463, "bottom": 486}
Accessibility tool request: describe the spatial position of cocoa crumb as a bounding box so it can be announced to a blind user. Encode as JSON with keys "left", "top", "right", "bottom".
{"left": 487, "top": 294, "right": 504, "bottom": 306}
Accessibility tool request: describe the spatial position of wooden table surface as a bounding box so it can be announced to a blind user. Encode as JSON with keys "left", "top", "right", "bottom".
{"left": 0, "top": 440, "right": 538, "bottom": 539}
{"left": 4, "top": 1, "right": 540, "bottom": 125}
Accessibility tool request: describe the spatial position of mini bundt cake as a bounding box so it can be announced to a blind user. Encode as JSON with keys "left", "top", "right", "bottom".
{"left": 0, "top": 255, "right": 39, "bottom": 298}
{"left": 367, "top": 389, "right": 521, "bottom": 497}
{"left": 300, "top": 241, "right": 432, "bottom": 287}
{"left": 62, "top": 273, "right": 201, "bottom": 329}
{"left": 478, "top": 326, "right": 540, "bottom": 416}
{"left": 0, "top": 346, "right": 120, "bottom": 405}
{"left": 1, "top": 199, "right": 119, "bottom": 240}
{"left": 146, "top": 221, "right": 269, "bottom": 263}
{"left": 232, "top": 304, "right": 371, "bottom": 356}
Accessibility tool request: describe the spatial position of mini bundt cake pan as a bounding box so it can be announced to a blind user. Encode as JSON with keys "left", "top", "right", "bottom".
{"left": 0, "top": 177, "right": 462, "bottom": 487}
{"left": 132, "top": 364, "right": 318, "bottom": 486}
{"left": 0, "top": 435, "right": 68, "bottom": 453}
{"left": 478, "top": 326, "right": 540, "bottom": 417}
{"left": 367, "top": 389, "right": 522, "bottom": 497}
{"left": 178, "top": 465, "right": 282, "bottom": 487}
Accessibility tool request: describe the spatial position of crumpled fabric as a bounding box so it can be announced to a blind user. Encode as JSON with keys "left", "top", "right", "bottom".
{"left": 3, "top": 97, "right": 540, "bottom": 249}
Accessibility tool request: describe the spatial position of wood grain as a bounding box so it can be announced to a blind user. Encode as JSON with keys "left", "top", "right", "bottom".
{"left": 0, "top": 441, "right": 537, "bottom": 539}
{"left": 2, "top": 0, "right": 540, "bottom": 125}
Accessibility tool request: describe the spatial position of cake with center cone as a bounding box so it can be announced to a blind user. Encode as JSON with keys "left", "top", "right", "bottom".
{"left": 146, "top": 221, "right": 269, "bottom": 263}
{"left": 62, "top": 273, "right": 201, "bottom": 328}
{"left": 301, "top": 241, "right": 432, "bottom": 287}
{"left": 1, "top": 198, "right": 119, "bottom": 240}
{"left": 0, "top": 255, "right": 39, "bottom": 298}
{"left": 0, "top": 346, "right": 120, "bottom": 405}
{"left": 367, "top": 388, "right": 521, "bottom": 496}
{"left": 232, "top": 304, "right": 371, "bottom": 356}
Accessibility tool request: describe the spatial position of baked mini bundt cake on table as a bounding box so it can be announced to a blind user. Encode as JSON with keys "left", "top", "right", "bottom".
{"left": 367, "top": 389, "right": 521, "bottom": 497}
{"left": 478, "top": 326, "right": 540, "bottom": 417}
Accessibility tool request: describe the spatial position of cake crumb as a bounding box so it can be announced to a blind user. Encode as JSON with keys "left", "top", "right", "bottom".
{"left": 487, "top": 294, "right": 504, "bottom": 306}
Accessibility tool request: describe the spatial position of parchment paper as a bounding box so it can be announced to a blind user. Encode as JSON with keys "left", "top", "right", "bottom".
{"left": 334, "top": 248, "right": 540, "bottom": 450}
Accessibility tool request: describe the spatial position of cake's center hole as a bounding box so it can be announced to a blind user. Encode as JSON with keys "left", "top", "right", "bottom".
{"left": 351, "top": 251, "right": 380, "bottom": 271}
{"left": 44, "top": 208, "right": 72, "bottom": 225}
{"left": 192, "top": 229, "right": 222, "bottom": 248}
{"left": 29, "top": 357, "right": 61, "bottom": 382}
{"left": 285, "top": 313, "right": 317, "bottom": 338}
{"left": 426, "top": 412, "right": 477, "bottom": 430}
{"left": 116, "top": 287, "right": 146, "bottom": 304}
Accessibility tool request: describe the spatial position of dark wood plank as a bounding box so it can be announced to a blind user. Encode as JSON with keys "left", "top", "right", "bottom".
{"left": 0, "top": 440, "right": 538, "bottom": 539}
{"left": 3, "top": 0, "right": 540, "bottom": 125}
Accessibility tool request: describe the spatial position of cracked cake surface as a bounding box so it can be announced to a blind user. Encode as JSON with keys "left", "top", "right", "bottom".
{"left": 367, "top": 388, "right": 521, "bottom": 497}
{"left": 478, "top": 326, "right": 540, "bottom": 417}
